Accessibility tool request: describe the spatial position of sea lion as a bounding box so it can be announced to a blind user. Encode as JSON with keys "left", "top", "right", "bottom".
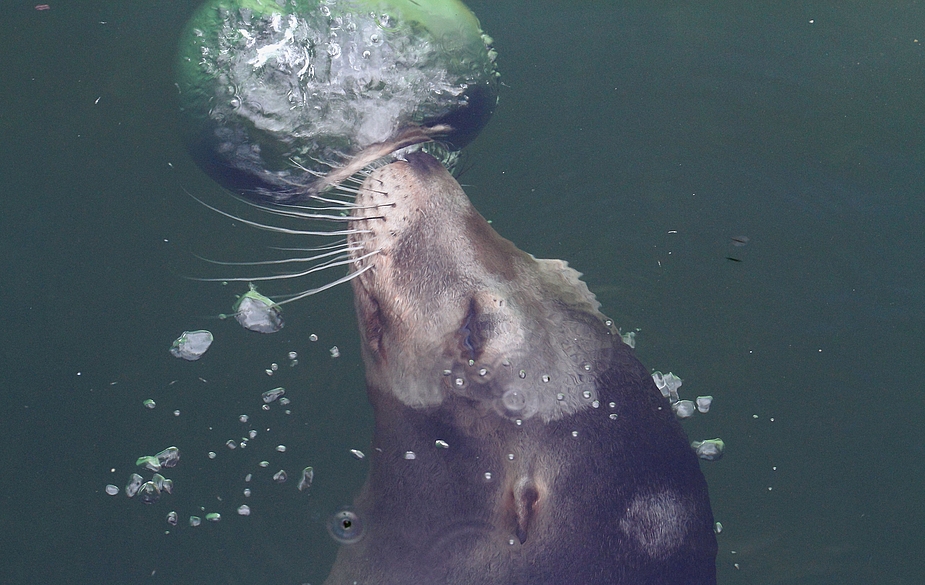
{"left": 329, "top": 151, "right": 717, "bottom": 584}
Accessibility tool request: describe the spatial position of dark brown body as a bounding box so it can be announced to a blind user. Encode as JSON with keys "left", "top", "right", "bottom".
{"left": 328, "top": 152, "right": 716, "bottom": 584}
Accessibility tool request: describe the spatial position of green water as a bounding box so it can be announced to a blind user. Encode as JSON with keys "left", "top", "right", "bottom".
{"left": 1, "top": 1, "right": 922, "bottom": 583}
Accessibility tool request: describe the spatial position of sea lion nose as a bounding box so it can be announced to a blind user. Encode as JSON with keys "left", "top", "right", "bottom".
{"left": 509, "top": 476, "right": 542, "bottom": 545}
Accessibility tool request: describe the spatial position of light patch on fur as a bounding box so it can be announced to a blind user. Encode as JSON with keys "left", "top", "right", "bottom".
{"left": 619, "top": 490, "right": 693, "bottom": 560}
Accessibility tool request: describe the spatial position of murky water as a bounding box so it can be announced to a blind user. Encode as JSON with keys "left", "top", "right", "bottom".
{"left": 1, "top": 1, "right": 922, "bottom": 583}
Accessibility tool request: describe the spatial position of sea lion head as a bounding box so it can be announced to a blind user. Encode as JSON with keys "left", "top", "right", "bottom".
{"left": 349, "top": 151, "right": 614, "bottom": 422}
{"left": 336, "top": 151, "right": 716, "bottom": 584}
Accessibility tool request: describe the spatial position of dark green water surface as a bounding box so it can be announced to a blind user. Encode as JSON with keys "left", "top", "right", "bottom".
{"left": 1, "top": 1, "right": 922, "bottom": 584}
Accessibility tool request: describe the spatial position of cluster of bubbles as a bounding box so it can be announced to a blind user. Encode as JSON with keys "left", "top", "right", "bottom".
{"left": 176, "top": 0, "right": 500, "bottom": 201}
{"left": 112, "top": 446, "right": 180, "bottom": 504}
{"left": 105, "top": 280, "right": 365, "bottom": 538}
{"left": 652, "top": 371, "right": 725, "bottom": 461}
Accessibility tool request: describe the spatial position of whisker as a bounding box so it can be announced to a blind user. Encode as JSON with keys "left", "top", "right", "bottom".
{"left": 275, "top": 262, "right": 375, "bottom": 305}
{"left": 194, "top": 249, "right": 379, "bottom": 283}
{"left": 194, "top": 244, "right": 362, "bottom": 267}
{"left": 185, "top": 189, "right": 369, "bottom": 237}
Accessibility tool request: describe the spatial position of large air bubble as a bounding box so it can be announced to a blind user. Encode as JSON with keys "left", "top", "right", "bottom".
{"left": 176, "top": 0, "right": 500, "bottom": 202}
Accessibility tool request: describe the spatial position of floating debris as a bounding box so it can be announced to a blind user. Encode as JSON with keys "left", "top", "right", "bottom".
{"left": 696, "top": 396, "right": 713, "bottom": 413}
{"left": 155, "top": 446, "right": 180, "bottom": 468}
{"left": 262, "top": 387, "right": 285, "bottom": 403}
{"left": 232, "top": 284, "right": 283, "bottom": 333}
{"left": 620, "top": 330, "right": 636, "bottom": 348}
{"left": 692, "top": 438, "right": 725, "bottom": 461}
{"left": 169, "top": 330, "right": 214, "bottom": 361}
{"left": 672, "top": 400, "right": 696, "bottom": 419}
{"left": 298, "top": 467, "right": 314, "bottom": 492}
{"left": 137, "top": 481, "right": 161, "bottom": 504}
{"left": 652, "top": 371, "right": 683, "bottom": 402}
{"left": 136, "top": 456, "right": 161, "bottom": 473}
